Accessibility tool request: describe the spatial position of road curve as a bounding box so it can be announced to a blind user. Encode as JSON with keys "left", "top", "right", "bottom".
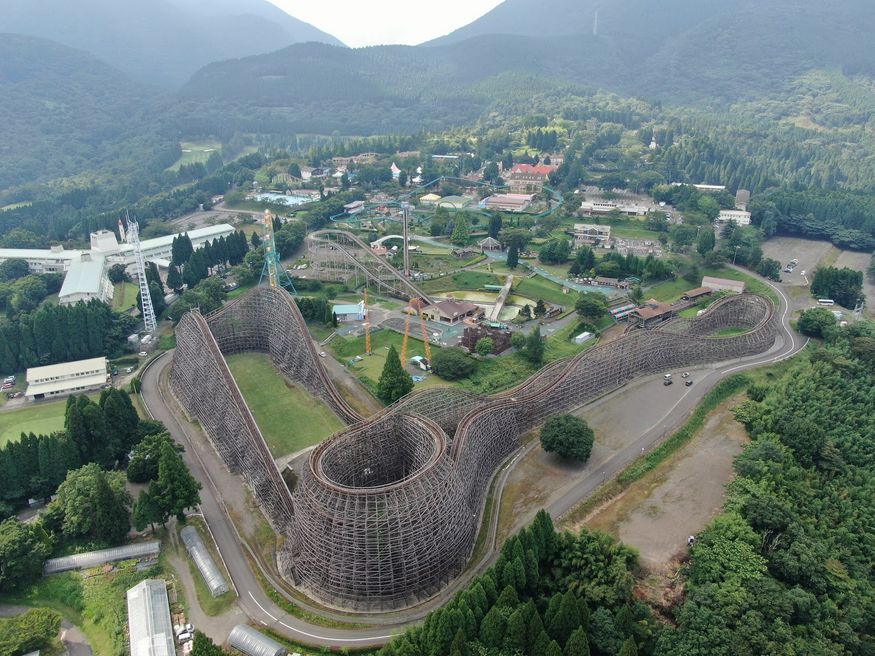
{"left": 139, "top": 272, "right": 806, "bottom": 648}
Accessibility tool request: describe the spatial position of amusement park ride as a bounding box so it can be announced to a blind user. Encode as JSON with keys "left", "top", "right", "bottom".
{"left": 259, "top": 210, "right": 297, "bottom": 294}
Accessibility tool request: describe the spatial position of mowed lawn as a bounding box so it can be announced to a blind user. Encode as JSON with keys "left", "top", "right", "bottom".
{"left": 112, "top": 282, "right": 139, "bottom": 310}
{"left": 329, "top": 329, "right": 447, "bottom": 395}
{"left": 0, "top": 399, "right": 69, "bottom": 446}
{"left": 166, "top": 139, "right": 222, "bottom": 171}
{"left": 225, "top": 352, "right": 344, "bottom": 457}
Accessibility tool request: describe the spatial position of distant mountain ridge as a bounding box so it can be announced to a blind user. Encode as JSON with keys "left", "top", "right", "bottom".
{"left": 0, "top": 0, "right": 343, "bottom": 87}
{"left": 177, "top": 0, "right": 875, "bottom": 127}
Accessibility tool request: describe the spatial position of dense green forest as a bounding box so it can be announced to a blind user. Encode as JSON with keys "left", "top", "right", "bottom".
{"left": 379, "top": 511, "right": 658, "bottom": 656}
{"left": 0, "top": 300, "right": 135, "bottom": 373}
{"left": 0, "top": 390, "right": 155, "bottom": 515}
{"left": 0, "top": 35, "right": 177, "bottom": 192}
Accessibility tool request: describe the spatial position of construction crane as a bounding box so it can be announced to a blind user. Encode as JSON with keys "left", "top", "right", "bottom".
{"left": 364, "top": 287, "right": 372, "bottom": 355}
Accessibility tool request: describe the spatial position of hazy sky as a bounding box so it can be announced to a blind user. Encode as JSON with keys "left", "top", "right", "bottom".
{"left": 267, "top": 0, "right": 504, "bottom": 47}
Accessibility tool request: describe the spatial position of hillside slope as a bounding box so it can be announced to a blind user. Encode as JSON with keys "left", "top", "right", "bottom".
{"left": 0, "top": 0, "right": 343, "bottom": 87}
{"left": 0, "top": 34, "right": 174, "bottom": 191}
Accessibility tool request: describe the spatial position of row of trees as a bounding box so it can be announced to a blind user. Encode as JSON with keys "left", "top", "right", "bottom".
{"left": 810, "top": 266, "right": 865, "bottom": 308}
{"left": 0, "top": 390, "right": 153, "bottom": 514}
{"left": 0, "top": 432, "right": 201, "bottom": 591}
{"left": 0, "top": 299, "right": 136, "bottom": 374}
{"left": 169, "top": 231, "right": 251, "bottom": 291}
{"left": 379, "top": 510, "right": 654, "bottom": 656}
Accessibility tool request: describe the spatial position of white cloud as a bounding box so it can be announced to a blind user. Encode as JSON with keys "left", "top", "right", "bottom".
{"left": 267, "top": 0, "right": 503, "bottom": 47}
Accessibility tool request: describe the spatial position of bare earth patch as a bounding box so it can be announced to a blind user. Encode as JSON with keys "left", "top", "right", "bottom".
{"left": 573, "top": 395, "right": 749, "bottom": 570}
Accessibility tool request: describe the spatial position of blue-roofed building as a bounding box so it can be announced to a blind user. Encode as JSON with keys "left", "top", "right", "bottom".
{"left": 332, "top": 301, "right": 366, "bottom": 322}
{"left": 58, "top": 253, "right": 113, "bottom": 306}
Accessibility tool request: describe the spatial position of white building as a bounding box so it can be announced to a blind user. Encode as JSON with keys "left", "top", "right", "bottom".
{"left": 0, "top": 224, "right": 235, "bottom": 277}
{"left": 332, "top": 302, "right": 366, "bottom": 322}
{"left": 0, "top": 224, "right": 235, "bottom": 305}
{"left": 573, "top": 224, "right": 612, "bottom": 246}
{"left": 580, "top": 200, "right": 648, "bottom": 217}
{"left": 25, "top": 356, "right": 109, "bottom": 401}
{"left": 126, "top": 580, "right": 174, "bottom": 656}
{"left": 715, "top": 209, "right": 751, "bottom": 226}
{"left": 58, "top": 253, "right": 114, "bottom": 306}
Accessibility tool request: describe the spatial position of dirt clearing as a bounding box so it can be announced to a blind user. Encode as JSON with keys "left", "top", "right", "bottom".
{"left": 569, "top": 394, "right": 749, "bottom": 570}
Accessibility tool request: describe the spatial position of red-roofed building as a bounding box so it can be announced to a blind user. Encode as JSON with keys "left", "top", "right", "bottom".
{"left": 506, "top": 163, "right": 557, "bottom": 193}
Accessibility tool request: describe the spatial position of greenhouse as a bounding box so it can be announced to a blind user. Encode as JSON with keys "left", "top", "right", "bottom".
{"left": 126, "top": 579, "right": 174, "bottom": 656}
{"left": 180, "top": 525, "right": 230, "bottom": 597}
{"left": 228, "top": 625, "right": 287, "bottom": 656}
{"left": 44, "top": 541, "right": 160, "bottom": 574}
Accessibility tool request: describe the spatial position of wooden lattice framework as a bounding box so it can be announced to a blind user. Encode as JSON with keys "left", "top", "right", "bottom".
{"left": 306, "top": 229, "right": 432, "bottom": 302}
{"left": 170, "top": 287, "right": 778, "bottom": 610}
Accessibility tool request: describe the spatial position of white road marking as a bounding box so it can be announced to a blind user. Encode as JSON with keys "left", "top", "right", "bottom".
{"left": 248, "top": 592, "right": 395, "bottom": 643}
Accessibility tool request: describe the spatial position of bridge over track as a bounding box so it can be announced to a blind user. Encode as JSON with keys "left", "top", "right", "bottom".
{"left": 171, "top": 287, "right": 778, "bottom": 611}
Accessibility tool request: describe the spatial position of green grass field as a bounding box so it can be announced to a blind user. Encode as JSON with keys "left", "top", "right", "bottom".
{"left": 646, "top": 267, "right": 779, "bottom": 306}
{"left": 514, "top": 276, "right": 574, "bottom": 306}
{"left": 112, "top": 282, "right": 139, "bottom": 310}
{"left": 225, "top": 353, "right": 343, "bottom": 456}
{"left": 329, "top": 329, "right": 446, "bottom": 397}
{"left": 166, "top": 140, "right": 222, "bottom": 171}
{"left": 0, "top": 399, "right": 70, "bottom": 446}
{"left": 420, "top": 270, "right": 503, "bottom": 294}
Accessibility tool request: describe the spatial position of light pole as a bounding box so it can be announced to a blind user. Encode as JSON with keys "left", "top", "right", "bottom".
{"left": 732, "top": 245, "right": 740, "bottom": 265}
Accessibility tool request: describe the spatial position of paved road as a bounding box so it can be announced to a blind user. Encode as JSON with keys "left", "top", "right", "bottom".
{"left": 139, "top": 272, "right": 805, "bottom": 648}
{"left": 0, "top": 605, "right": 92, "bottom": 656}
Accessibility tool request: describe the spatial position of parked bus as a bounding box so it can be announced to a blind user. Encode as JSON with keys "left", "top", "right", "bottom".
{"left": 817, "top": 299, "right": 835, "bottom": 306}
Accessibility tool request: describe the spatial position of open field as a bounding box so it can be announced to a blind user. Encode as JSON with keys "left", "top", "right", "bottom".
{"left": 513, "top": 275, "right": 574, "bottom": 306}
{"left": 329, "top": 329, "right": 446, "bottom": 395}
{"left": 112, "top": 282, "right": 138, "bottom": 311}
{"left": 225, "top": 353, "right": 344, "bottom": 456}
{"left": 0, "top": 399, "right": 70, "bottom": 445}
{"left": 578, "top": 394, "right": 749, "bottom": 568}
{"left": 167, "top": 140, "right": 222, "bottom": 171}
{"left": 419, "top": 270, "right": 503, "bottom": 294}
{"left": 647, "top": 266, "right": 779, "bottom": 306}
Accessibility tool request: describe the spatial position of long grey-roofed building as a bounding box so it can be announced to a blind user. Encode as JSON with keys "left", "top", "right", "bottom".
{"left": 228, "top": 625, "right": 287, "bottom": 656}
{"left": 180, "top": 525, "right": 229, "bottom": 597}
{"left": 126, "top": 579, "right": 174, "bottom": 656}
{"left": 45, "top": 541, "right": 160, "bottom": 574}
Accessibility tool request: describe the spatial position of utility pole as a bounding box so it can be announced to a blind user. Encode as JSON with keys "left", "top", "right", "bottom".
{"left": 732, "top": 244, "right": 740, "bottom": 265}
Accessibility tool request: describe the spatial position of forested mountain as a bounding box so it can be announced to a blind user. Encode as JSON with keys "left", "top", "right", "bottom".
{"left": 178, "top": 0, "right": 875, "bottom": 129}
{"left": 0, "top": 0, "right": 342, "bottom": 87}
{"left": 430, "top": 0, "right": 875, "bottom": 103}
{"left": 0, "top": 34, "right": 176, "bottom": 192}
